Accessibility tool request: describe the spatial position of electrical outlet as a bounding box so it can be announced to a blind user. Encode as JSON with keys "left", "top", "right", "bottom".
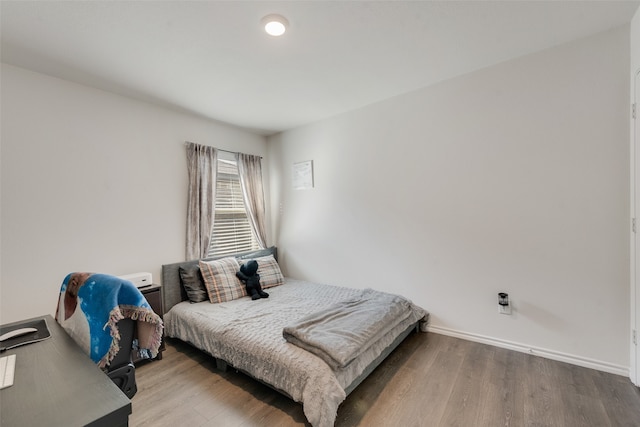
{"left": 498, "top": 292, "right": 511, "bottom": 315}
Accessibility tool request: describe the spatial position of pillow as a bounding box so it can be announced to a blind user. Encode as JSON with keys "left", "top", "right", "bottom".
{"left": 199, "top": 257, "right": 246, "bottom": 303}
{"left": 238, "top": 255, "right": 284, "bottom": 289}
{"left": 178, "top": 265, "right": 208, "bottom": 303}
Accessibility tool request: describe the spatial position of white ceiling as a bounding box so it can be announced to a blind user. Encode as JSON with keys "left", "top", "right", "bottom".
{"left": 1, "top": 1, "right": 639, "bottom": 135}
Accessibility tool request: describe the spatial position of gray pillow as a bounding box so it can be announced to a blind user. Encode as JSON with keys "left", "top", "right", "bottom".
{"left": 179, "top": 265, "right": 208, "bottom": 303}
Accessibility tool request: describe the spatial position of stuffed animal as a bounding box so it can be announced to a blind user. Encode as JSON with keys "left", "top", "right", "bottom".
{"left": 236, "top": 260, "right": 269, "bottom": 300}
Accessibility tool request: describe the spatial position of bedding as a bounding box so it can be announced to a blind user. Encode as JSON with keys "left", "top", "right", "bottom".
{"left": 282, "top": 288, "right": 415, "bottom": 369}
{"left": 199, "top": 257, "right": 246, "bottom": 303}
{"left": 238, "top": 254, "right": 284, "bottom": 288}
{"left": 178, "top": 265, "right": 208, "bottom": 303}
{"left": 162, "top": 248, "right": 428, "bottom": 427}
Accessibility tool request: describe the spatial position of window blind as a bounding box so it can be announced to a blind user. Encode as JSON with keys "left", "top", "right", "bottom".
{"left": 208, "top": 159, "right": 259, "bottom": 257}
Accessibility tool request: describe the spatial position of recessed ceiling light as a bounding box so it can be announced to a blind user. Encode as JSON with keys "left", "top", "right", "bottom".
{"left": 261, "top": 14, "right": 288, "bottom": 37}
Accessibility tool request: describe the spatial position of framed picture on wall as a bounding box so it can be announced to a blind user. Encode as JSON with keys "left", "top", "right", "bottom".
{"left": 292, "top": 160, "right": 314, "bottom": 190}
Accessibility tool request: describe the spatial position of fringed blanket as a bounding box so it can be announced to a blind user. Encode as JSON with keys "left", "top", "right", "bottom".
{"left": 55, "top": 272, "right": 163, "bottom": 368}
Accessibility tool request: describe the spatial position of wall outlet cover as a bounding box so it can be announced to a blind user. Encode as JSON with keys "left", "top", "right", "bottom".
{"left": 499, "top": 304, "right": 512, "bottom": 315}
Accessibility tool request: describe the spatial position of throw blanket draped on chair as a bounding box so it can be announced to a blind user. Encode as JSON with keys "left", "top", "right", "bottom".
{"left": 55, "top": 272, "right": 163, "bottom": 368}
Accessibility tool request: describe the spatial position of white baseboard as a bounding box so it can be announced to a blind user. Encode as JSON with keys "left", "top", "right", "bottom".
{"left": 427, "top": 325, "right": 629, "bottom": 377}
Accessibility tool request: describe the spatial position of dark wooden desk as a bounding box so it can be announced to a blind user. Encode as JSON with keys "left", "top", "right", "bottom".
{"left": 0, "top": 315, "right": 131, "bottom": 427}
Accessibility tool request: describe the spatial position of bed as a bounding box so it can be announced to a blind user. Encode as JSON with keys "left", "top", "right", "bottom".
{"left": 162, "top": 247, "right": 428, "bottom": 427}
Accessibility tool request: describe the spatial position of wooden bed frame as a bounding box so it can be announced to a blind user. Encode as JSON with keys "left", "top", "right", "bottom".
{"left": 161, "top": 247, "right": 420, "bottom": 398}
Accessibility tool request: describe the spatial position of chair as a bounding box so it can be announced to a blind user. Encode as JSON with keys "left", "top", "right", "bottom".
{"left": 56, "top": 273, "right": 162, "bottom": 399}
{"left": 105, "top": 318, "right": 137, "bottom": 398}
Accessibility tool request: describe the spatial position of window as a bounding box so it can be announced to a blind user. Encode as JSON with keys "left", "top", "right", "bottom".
{"left": 208, "top": 158, "right": 259, "bottom": 257}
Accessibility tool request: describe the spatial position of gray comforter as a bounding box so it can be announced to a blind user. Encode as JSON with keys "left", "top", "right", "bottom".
{"left": 164, "top": 279, "right": 428, "bottom": 427}
{"left": 283, "top": 289, "right": 415, "bottom": 369}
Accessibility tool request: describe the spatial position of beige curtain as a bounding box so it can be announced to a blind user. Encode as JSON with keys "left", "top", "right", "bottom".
{"left": 236, "top": 153, "right": 267, "bottom": 249}
{"left": 186, "top": 142, "right": 218, "bottom": 260}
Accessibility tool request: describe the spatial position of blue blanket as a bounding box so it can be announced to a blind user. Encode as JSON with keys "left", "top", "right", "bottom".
{"left": 56, "top": 272, "right": 163, "bottom": 368}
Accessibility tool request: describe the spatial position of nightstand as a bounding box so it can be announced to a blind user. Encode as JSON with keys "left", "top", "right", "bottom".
{"left": 136, "top": 284, "right": 165, "bottom": 362}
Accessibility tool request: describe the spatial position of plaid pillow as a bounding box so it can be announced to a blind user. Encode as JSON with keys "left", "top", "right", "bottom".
{"left": 199, "top": 257, "right": 246, "bottom": 303}
{"left": 238, "top": 255, "right": 284, "bottom": 289}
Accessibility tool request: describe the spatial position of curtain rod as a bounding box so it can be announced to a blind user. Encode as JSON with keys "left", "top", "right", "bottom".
{"left": 184, "top": 141, "right": 262, "bottom": 159}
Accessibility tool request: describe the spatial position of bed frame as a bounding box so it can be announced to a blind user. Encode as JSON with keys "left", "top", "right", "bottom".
{"left": 161, "top": 247, "right": 420, "bottom": 398}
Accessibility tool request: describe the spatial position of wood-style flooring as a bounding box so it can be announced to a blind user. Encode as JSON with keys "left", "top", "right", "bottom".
{"left": 130, "top": 333, "right": 640, "bottom": 426}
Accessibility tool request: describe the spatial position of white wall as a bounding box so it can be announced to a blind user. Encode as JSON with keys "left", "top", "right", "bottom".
{"left": 629, "top": 7, "right": 640, "bottom": 384}
{"left": 0, "top": 64, "right": 267, "bottom": 323}
{"left": 268, "top": 27, "right": 630, "bottom": 372}
{"left": 632, "top": 10, "right": 640, "bottom": 85}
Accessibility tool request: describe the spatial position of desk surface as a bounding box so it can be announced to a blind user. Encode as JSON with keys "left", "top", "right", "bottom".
{"left": 0, "top": 315, "right": 131, "bottom": 427}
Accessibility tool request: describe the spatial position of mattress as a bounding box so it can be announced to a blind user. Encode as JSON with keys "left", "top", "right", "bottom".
{"left": 164, "top": 278, "right": 427, "bottom": 427}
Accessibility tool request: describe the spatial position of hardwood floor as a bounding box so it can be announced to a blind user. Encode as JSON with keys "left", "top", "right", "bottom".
{"left": 130, "top": 333, "right": 640, "bottom": 426}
